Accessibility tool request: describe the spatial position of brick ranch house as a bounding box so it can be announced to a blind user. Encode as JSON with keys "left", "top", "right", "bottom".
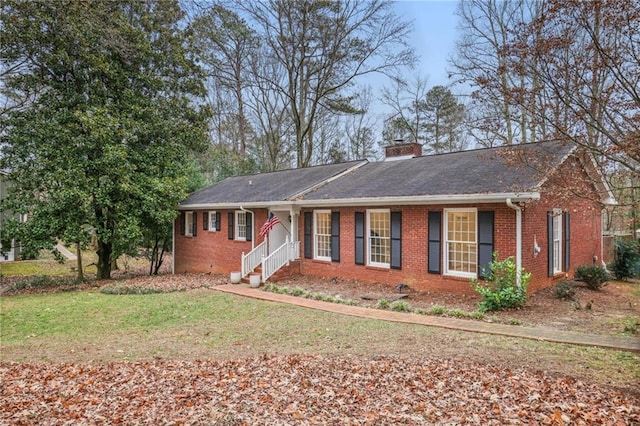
{"left": 174, "top": 140, "right": 615, "bottom": 295}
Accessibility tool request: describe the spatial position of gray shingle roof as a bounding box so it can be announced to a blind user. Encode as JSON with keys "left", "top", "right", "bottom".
{"left": 179, "top": 141, "right": 575, "bottom": 208}
{"left": 180, "top": 160, "right": 365, "bottom": 206}
{"left": 302, "top": 141, "right": 574, "bottom": 200}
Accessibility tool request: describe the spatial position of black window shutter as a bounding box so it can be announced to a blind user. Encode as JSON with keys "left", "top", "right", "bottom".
{"left": 245, "top": 213, "right": 252, "bottom": 242}
{"left": 215, "top": 212, "right": 221, "bottom": 231}
{"left": 203, "top": 212, "right": 209, "bottom": 231}
{"left": 355, "top": 212, "right": 365, "bottom": 265}
{"left": 331, "top": 211, "right": 340, "bottom": 262}
{"left": 390, "top": 211, "right": 402, "bottom": 269}
{"left": 304, "top": 212, "right": 312, "bottom": 259}
{"left": 563, "top": 212, "right": 570, "bottom": 272}
{"left": 192, "top": 212, "right": 197, "bottom": 236}
{"left": 228, "top": 212, "right": 234, "bottom": 240}
{"left": 477, "top": 211, "right": 494, "bottom": 279}
{"left": 428, "top": 211, "right": 441, "bottom": 274}
{"left": 180, "top": 212, "right": 185, "bottom": 236}
{"left": 547, "top": 211, "right": 554, "bottom": 277}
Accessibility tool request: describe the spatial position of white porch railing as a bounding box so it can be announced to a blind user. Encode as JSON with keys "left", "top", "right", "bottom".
{"left": 241, "top": 239, "right": 268, "bottom": 277}
{"left": 261, "top": 236, "right": 298, "bottom": 282}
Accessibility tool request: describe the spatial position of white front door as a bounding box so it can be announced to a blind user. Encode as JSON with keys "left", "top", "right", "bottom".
{"left": 267, "top": 212, "right": 288, "bottom": 255}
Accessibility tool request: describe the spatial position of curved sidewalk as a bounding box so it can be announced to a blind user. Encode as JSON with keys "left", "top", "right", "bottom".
{"left": 214, "top": 284, "right": 640, "bottom": 353}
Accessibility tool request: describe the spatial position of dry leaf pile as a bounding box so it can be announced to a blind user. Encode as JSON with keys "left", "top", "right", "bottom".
{"left": 2, "top": 354, "right": 637, "bottom": 425}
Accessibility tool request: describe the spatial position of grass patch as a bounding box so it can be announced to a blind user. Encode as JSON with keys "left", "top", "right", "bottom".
{"left": 1, "top": 290, "right": 638, "bottom": 391}
{"left": 1, "top": 250, "right": 147, "bottom": 277}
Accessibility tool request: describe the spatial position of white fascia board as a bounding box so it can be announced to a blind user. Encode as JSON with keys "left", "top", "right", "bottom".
{"left": 178, "top": 201, "right": 294, "bottom": 211}
{"left": 296, "top": 192, "right": 541, "bottom": 208}
{"left": 178, "top": 192, "right": 540, "bottom": 210}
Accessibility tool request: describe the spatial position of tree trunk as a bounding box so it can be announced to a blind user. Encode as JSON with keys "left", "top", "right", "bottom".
{"left": 76, "top": 243, "right": 84, "bottom": 281}
{"left": 96, "top": 240, "right": 112, "bottom": 280}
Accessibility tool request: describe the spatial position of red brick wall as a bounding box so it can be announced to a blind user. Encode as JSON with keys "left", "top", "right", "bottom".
{"left": 173, "top": 209, "right": 268, "bottom": 275}
{"left": 521, "top": 155, "right": 603, "bottom": 292}
{"left": 173, "top": 155, "right": 603, "bottom": 296}
{"left": 299, "top": 204, "right": 515, "bottom": 296}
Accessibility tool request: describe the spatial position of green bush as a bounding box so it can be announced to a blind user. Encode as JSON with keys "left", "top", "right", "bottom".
{"left": 622, "top": 317, "right": 639, "bottom": 335}
{"left": 611, "top": 239, "right": 640, "bottom": 281}
{"left": 574, "top": 264, "right": 609, "bottom": 290}
{"left": 554, "top": 281, "right": 577, "bottom": 300}
{"left": 427, "top": 305, "right": 446, "bottom": 315}
{"left": 100, "top": 286, "right": 163, "bottom": 295}
{"left": 7, "top": 275, "right": 76, "bottom": 292}
{"left": 376, "top": 299, "right": 390, "bottom": 309}
{"left": 471, "top": 254, "right": 530, "bottom": 312}
{"left": 448, "top": 308, "right": 467, "bottom": 318}
{"left": 390, "top": 300, "right": 410, "bottom": 312}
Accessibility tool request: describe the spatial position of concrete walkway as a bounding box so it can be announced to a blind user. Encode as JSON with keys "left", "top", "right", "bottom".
{"left": 214, "top": 284, "right": 640, "bottom": 353}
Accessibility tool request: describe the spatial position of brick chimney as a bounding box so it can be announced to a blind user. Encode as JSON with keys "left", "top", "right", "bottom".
{"left": 384, "top": 139, "right": 423, "bottom": 161}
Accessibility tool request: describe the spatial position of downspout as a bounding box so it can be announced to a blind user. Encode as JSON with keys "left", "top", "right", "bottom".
{"left": 506, "top": 198, "right": 522, "bottom": 289}
{"left": 240, "top": 206, "right": 254, "bottom": 250}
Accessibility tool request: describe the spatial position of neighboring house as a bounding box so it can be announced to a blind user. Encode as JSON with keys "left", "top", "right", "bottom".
{"left": 0, "top": 170, "right": 21, "bottom": 262}
{"left": 174, "top": 140, "right": 615, "bottom": 295}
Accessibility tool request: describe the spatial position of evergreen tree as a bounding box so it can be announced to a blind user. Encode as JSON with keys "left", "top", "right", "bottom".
{"left": 0, "top": 0, "right": 209, "bottom": 279}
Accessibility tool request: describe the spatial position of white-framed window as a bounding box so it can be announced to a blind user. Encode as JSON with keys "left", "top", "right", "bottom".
{"left": 209, "top": 211, "right": 217, "bottom": 231}
{"left": 185, "top": 211, "right": 194, "bottom": 237}
{"left": 235, "top": 211, "right": 247, "bottom": 241}
{"left": 314, "top": 210, "right": 332, "bottom": 261}
{"left": 444, "top": 208, "right": 477, "bottom": 278}
{"left": 553, "top": 210, "right": 563, "bottom": 274}
{"left": 367, "top": 209, "right": 390, "bottom": 268}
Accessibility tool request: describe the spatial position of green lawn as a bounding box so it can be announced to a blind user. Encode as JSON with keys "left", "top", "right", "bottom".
{"left": 1, "top": 288, "right": 638, "bottom": 391}
{"left": 0, "top": 251, "right": 147, "bottom": 277}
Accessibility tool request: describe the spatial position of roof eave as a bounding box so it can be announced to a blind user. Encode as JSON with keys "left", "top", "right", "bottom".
{"left": 178, "top": 192, "right": 541, "bottom": 210}
{"left": 298, "top": 192, "right": 541, "bottom": 208}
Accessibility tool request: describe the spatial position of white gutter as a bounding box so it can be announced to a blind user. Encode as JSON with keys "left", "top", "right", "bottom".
{"left": 506, "top": 198, "right": 522, "bottom": 289}
{"left": 179, "top": 192, "right": 541, "bottom": 211}
{"left": 239, "top": 206, "right": 254, "bottom": 250}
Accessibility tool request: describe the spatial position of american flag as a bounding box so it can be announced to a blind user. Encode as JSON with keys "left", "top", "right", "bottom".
{"left": 259, "top": 212, "right": 281, "bottom": 237}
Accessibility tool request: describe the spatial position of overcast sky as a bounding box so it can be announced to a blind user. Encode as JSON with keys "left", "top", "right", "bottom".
{"left": 393, "top": 0, "right": 459, "bottom": 88}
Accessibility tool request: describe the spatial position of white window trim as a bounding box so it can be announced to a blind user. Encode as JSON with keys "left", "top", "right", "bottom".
{"left": 366, "top": 209, "right": 390, "bottom": 269}
{"left": 235, "top": 211, "right": 246, "bottom": 241}
{"left": 185, "top": 211, "right": 194, "bottom": 237}
{"left": 208, "top": 210, "right": 217, "bottom": 232}
{"left": 553, "top": 209, "right": 563, "bottom": 274}
{"left": 443, "top": 208, "right": 478, "bottom": 279}
{"left": 313, "top": 210, "right": 332, "bottom": 262}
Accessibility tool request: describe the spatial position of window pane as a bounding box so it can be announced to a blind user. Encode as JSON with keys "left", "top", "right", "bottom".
{"left": 446, "top": 210, "right": 477, "bottom": 275}
{"left": 314, "top": 212, "right": 331, "bottom": 259}
{"left": 186, "top": 212, "right": 193, "bottom": 236}
{"left": 553, "top": 215, "right": 562, "bottom": 272}
{"left": 210, "top": 211, "right": 217, "bottom": 231}
{"left": 236, "top": 212, "right": 246, "bottom": 239}
{"left": 369, "top": 211, "right": 390, "bottom": 265}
